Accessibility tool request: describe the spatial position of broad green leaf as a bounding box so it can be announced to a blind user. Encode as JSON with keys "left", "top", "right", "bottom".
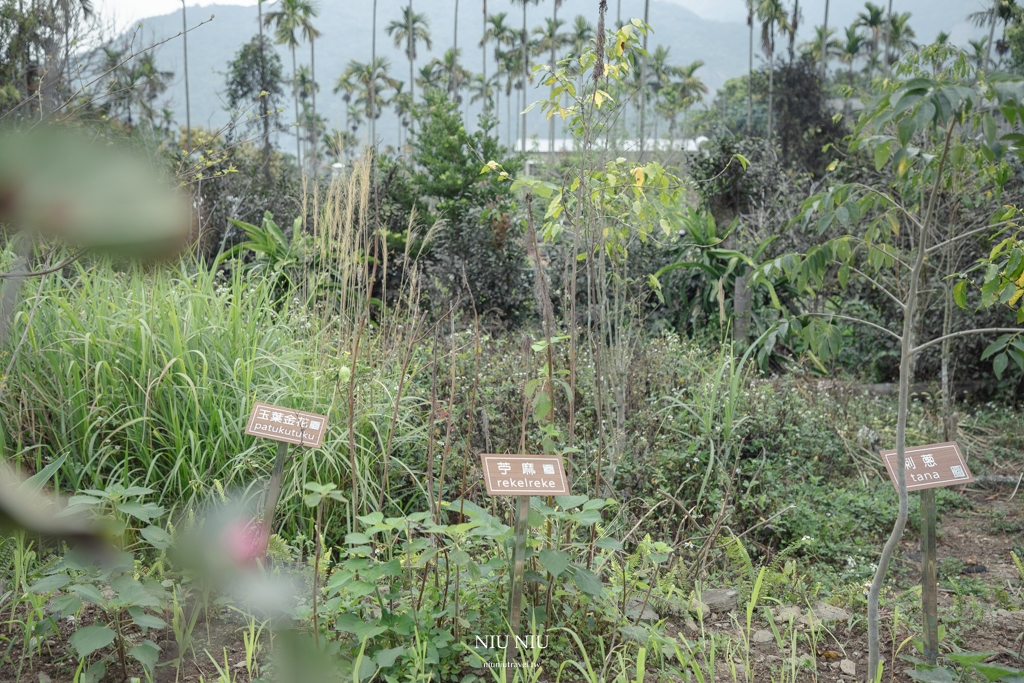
{"left": 913, "top": 100, "right": 936, "bottom": 130}
{"left": 450, "top": 550, "right": 471, "bottom": 567}
{"left": 345, "top": 581, "right": 378, "bottom": 598}
{"left": 128, "top": 606, "right": 167, "bottom": 630}
{"left": 538, "top": 549, "right": 571, "bottom": 578}
{"left": 71, "top": 583, "right": 108, "bottom": 606}
{"left": 335, "top": 613, "right": 388, "bottom": 641}
{"left": 554, "top": 495, "right": 589, "bottom": 510}
{"left": 129, "top": 640, "right": 161, "bottom": 670}
{"left": 993, "top": 353, "right": 1009, "bottom": 379}
{"left": 345, "top": 532, "right": 372, "bottom": 545}
{"left": 981, "top": 339, "right": 1006, "bottom": 360}
{"left": 570, "top": 509, "right": 602, "bottom": 526}
{"left": 905, "top": 668, "right": 955, "bottom": 683}
{"left": 140, "top": 525, "right": 172, "bottom": 550}
{"left": 971, "top": 663, "right": 1021, "bottom": 682}
{"left": 50, "top": 593, "right": 82, "bottom": 617}
{"left": 874, "top": 140, "right": 892, "bottom": 171}
{"left": 356, "top": 511, "right": 384, "bottom": 526}
{"left": 29, "top": 573, "right": 71, "bottom": 593}
{"left": 946, "top": 653, "right": 999, "bottom": 666}
{"left": 953, "top": 280, "right": 967, "bottom": 308}
{"left": 69, "top": 624, "right": 116, "bottom": 658}
{"left": 569, "top": 566, "right": 603, "bottom": 596}
{"left": 595, "top": 537, "right": 624, "bottom": 550}
{"left": 373, "top": 646, "right": 405, "bottom": 668}
{"left": 983, "top": 113, "right": 998, "bottom": 147}
{"left": 115, "top": 501, "right": 163, "bottom": 522}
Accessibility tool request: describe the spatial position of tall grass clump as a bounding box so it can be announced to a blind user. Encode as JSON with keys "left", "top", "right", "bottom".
{"left": 1, "top": 157, "right": 432, "bottom": 538}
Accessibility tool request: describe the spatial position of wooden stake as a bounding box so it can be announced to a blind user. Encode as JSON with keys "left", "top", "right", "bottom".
{"left": 507, "top": 495, "right": 530, "bottom": 664}
{"left": 920, "top": 488, "right": 938, "bottom": 664}
{"left": 260, "top": 440, "right": 289, "bottom": 554}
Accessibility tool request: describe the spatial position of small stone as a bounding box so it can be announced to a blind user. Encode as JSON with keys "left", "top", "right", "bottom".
{"left": 773, "top": 605, "right": 803, "bottom": 621}
{"left": 38, "top": 675, "right": 52, "bottom": 683}
{"left": 800, "top": 602, "right": 851, "bottom": 626}
{"left": 840, "top": 659, "right": 856, "bottom": 676}
{"left": 752, "top": 629, "right": 774, "bottom": 643}
{"left": 688, "top": 596, "right": 711, "bottom": 619}
{"left": 624, "top": 597, "right": 660, "bottom": 623}
{"left": 699, "top": 588, "right": 739, "bottom": 613}
{"left": 683, "top": 617, "right": 699, "bottom": 635}
{"left": 814, "top": 602, "right": 851, "bottom": 622}
{"left": 733, "top": 663, "right": 746, "bottom": 677}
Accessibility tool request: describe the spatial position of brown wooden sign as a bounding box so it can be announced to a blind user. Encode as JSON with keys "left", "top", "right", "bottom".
{"left": 480, "top": 454, "right": 569, "bottom": 496}
{"left": 245, "top": 401, "right": 328, "bottom": 448}
{"left": 880, "top": 441, "right": 974, "bottom": 492}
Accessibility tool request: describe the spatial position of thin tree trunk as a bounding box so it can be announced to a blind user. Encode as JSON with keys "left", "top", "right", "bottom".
{"left": 453, "top": 0, "right": 459, "bottom": 101}
{"left": 409, "top": 0, "right": 414, "bottom": 135}
{"left": 520, "top": 2, "right": 528, "bottom": 154}
{"left": 867, "top": 119, "right": 955, "bottom": 681}
{"left": 507, "top": 81, "right": 511, "bottom": 147}
{"left": 747, "top": 5, "right": 753, "bottom": 133}
{"left": 845, "top": 62, "right": 853, "bottom": 115}
{"left": 821, "top": 0, "right": 829, "bottom": 81}
{"left": 884, "top": 0, "right": 893, "bottom": 73}
{"left": 985, "top": 0, "right": 997, "bottom": 70}
{"left": 767, "top": 40, "right": 774, "bottom": 137}
{"left": 311, "top": 36, "right": 317, "bottom": 176}
{"left": 258, "top": 0, "right": 271, "bottom": 181}
{"left": 549, "top": 0, "right": 558, "bottom": 154}
{"left": 639, "top": 0, "right": 649, "bottom": 148}
{"left": 292, "top": 47, "right": 300, "bottom": 165}
{"left": 182, "top": 0, "right": 191, "bottom": 154}
{"left": 371, "top": 0, "right": 377, "bottom": 145}
{"left": 482, "top": 0, "right": 487, "bottom": 86}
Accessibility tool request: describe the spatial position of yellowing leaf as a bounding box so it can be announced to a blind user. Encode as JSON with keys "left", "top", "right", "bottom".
{"left": 631, "top": 167, "right": 645, "bottom": 186}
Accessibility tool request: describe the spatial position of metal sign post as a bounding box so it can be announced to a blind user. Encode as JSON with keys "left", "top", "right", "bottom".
{"left": 245, "top": 401, "right": 329, "bottom": 557}
{"left": 480, "top": 454, "right": 568, "bottom": 665}
{"left": 879, "top": 441, "right": 974, "bottom": 665}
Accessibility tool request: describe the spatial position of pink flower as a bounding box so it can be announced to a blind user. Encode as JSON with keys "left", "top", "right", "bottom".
{"left": 222, "top": 518, "right": 268, "bottom": 566}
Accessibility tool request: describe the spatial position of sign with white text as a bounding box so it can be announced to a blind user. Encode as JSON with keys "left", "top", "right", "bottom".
{"left": 879, "top": 441, "right": 974, "bottom": 492}
{"left": 245, "top": 401, "right": 327, "bottom": 448}
{"left": 480, "top": 455, "right": 568, "bottom": 496}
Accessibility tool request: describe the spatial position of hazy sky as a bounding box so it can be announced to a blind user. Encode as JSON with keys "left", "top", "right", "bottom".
{"left": 96, "top": 0, "right": 751, "bottom": 31}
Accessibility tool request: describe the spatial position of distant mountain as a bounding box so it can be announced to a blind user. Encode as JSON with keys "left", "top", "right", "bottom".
{"left": 134, "top": 0, "right": 985, "bottom": 150}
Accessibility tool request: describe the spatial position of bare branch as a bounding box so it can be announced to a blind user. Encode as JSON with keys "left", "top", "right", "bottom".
{"left": 0, "top": 249, "right": 87, "bottom": 279}
{"left": 802, "top": 312, "right": 903, "bottom": 342}
{"left": 848, "top": 266, "right": 905, "bottom": 310}
{"left": 925, "top": 219, "right": 1021, "bottom": 255}
{"left": 847, "top": 182, "right": 924, "bottom": 231}
{"left": 912, "top": 327, "right": 1023, "bottom": 356}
